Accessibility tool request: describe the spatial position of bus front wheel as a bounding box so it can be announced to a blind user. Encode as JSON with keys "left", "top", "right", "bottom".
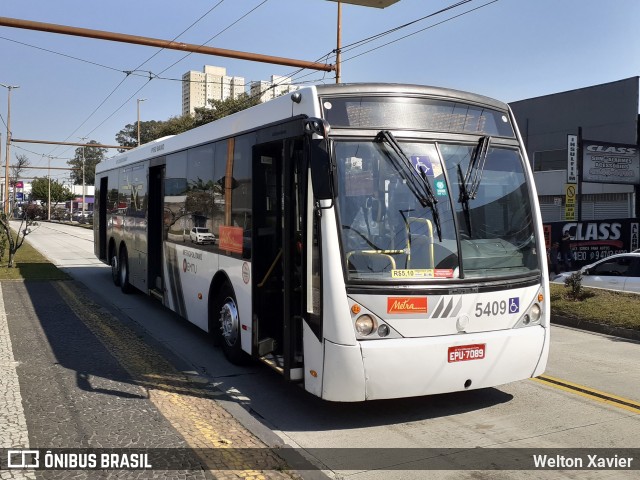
{"left": 216, "top": 284, "right": 248, "bottom": 365}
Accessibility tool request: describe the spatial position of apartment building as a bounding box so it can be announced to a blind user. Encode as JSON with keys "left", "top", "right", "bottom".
{"left": 181, "top": 65, "right": 245, "bottom": 116}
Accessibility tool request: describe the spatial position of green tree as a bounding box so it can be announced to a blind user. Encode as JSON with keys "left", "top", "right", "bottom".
{"left": 67, "top": 140, "right": 106, "bottom": 185}
{"left": 194, "top": 93, "right": 261, "bottom": 127}
{"left": 115, "top": 120, "right": 162, "bottom": 152}
{"left": 114, "top": 94, "right": 262, "bottom": 150}
{"left": 30, "top": 177, "right": 74, "bottom": 208}
{"left": 154, "top": 114, "right": 196, "bottom": 137}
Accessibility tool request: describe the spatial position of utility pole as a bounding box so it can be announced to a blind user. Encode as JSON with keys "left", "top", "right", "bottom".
{"left": 336, "top": 1, "right": 342, "bottom": 84}
{"left": 47, "top": 156, "right": 51, "bottom": 220}
{"left": 137, "top": 98, "right": 146, "bottom": 146}
{"left": 1, "top": 83, "right": 19, "bottom": 215}
{"left": 79, "top": 137, "right": 87, "bottom": 218}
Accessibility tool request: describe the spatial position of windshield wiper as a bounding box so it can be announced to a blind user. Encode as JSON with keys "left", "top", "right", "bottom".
{"left": 457, "top": 164, "right": 473, "bottom": 235}
{"left": 461, "top": 135, "right": 491, "bottom": 200}
{"left": 457, "top": 136, "right": 491, "bottom": 237}
{"left": 375, "top": 130, "right": 442, "bottom": 241}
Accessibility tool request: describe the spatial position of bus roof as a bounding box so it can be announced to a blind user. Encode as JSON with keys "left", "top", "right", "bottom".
{"left": 315, "top": 83, "right": 509, "bottom": 111}
{"left": 97, "top": 85, "right": 322, "bottom": 173}
{"left": 97, "top": 83, "right": 509, "bottom": 173}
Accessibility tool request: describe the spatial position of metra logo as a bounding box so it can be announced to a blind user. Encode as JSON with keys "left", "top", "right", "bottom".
{"left": 387, "top": 297, "right": 427, "bottom": 314}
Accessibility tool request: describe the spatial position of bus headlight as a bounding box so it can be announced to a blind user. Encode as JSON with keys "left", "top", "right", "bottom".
{"left": 529, "top": 304, "right": 542, "bottom": 323}
{"left": 355, "top": 314, "right": 377, "bottom": 336}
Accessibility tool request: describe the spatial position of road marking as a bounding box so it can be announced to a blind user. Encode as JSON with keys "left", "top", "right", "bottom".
{"left": 533, "top": 374, "right": 640, "bottom": 414}
{"left": 0, "top": 283, "right": 36, "bottom": 479}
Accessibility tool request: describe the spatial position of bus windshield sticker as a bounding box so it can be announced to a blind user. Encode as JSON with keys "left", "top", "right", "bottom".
{"left": 391, "top": 269, "right": 434, "bottom": 279}
{"left": 434, "top": 269, "right": 454, "bottom": 278}
{"left": 434, "top": 179, "right": 448, "bottom": 197}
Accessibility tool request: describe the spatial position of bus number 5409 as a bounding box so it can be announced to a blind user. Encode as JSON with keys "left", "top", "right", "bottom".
{"left": 475, "top": 301, "right": 508, "bottom": 317}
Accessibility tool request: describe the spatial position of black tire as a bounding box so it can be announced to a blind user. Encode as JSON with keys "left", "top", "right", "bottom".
{"left": 110, "top": 251, "right": 121, "bottom": 286}
{"left": 119, "top": 248, "right": 133, "bottom": 294}
{"left": 215, "top": 283, "right": 249, "bottom": 365}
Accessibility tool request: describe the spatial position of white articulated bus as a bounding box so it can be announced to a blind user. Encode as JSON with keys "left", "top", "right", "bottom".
{"left": 94, "top": 83, "right": 550, "bottom": 401}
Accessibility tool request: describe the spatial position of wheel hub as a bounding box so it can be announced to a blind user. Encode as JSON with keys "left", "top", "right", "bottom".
{"left": 219, "top": 299, "right": 239, "bottom": 346}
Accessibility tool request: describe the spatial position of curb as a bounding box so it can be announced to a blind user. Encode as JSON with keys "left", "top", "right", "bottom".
{"left": 551, "top": 315, "right": 640, "bottom": 342}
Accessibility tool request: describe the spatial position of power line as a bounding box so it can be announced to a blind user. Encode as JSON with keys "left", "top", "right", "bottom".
{"left": 79, "top": 1, "right": 273, "bottom": 142}
{"left": 341, "top": 0, "right": 499, "bottom": 64}
{"left": 157, "top": 0, "right": 270, "bottom": 77}
{"left": 133, "top": 0, "right": 227, "bottom": 72}
{"left": 36, "top": 1, "right": 230, "bottom": 158}
{"left": 62, "top": 0, "right": 272, "bottom": 152}
{"left": 339, "top": 0, "right": 474, "bottom": 54}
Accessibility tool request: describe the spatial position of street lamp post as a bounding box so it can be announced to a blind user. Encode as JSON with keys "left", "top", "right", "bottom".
{"left": 1, "top": 83, "right": 19, "bottom": 215}
{"left": 137, "top": 98, "right": 146, "bottom": 146}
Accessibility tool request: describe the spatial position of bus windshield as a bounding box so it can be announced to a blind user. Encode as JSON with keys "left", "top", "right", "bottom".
{"left": 335, "top": 139, "right": 539, "bottom": 282}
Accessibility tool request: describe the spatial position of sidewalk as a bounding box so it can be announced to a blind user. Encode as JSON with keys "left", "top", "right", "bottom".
{"left": 0, "top": 277, "right": 307, "bottom": 478}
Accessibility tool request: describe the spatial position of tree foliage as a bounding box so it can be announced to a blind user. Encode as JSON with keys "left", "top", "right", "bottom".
{"left": 30, "top": 177, "right": 73, "bottom": 205}
{"left": 115, "top": 120, "right": 163, "bottom": 152}
{"left": 11, "top": 154, "right": 30, "bottom": 183}
{"left": 193, "top": 93, "right": 261, "bottom": 127}
{"left": 114, "top": 94, "right": 262, "bottom": 149}
{"left": 67, "top": 140, "right": 106, "bottom": 185}
{"left": 155, "top": 114, "right": 196, "bottom": 137}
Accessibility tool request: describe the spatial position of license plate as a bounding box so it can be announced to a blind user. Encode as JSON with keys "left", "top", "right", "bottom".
{"left": 448, "top": 344, "right": 486, "bottom": 363}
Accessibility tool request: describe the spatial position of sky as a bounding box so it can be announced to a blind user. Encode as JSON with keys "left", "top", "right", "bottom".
{"left": 0, "top": 0, "right": 639, "bottom": 182}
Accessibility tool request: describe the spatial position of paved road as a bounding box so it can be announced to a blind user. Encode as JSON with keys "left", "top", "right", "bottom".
{"left": 8, "top": 221, "right": 640, "bottom": 479}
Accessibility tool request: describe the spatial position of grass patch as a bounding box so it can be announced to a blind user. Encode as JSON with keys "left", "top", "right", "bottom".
{"left": 550, "top": 283, "right": 640, "bottom": 331}
{"left": 0, "top": 237, "right": 69, "bottom": 281}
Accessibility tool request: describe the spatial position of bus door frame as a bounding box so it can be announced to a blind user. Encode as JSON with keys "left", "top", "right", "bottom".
{"left": 251, "top": 119, "right": 308, "bottom": 381}
{"left": 148, "top": 159, "right": 166, "bottom": 298}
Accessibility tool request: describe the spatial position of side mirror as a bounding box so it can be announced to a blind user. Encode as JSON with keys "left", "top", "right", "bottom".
{"left": 305, "top": 117, "right": 335, "bottom": 201}
{"left": 304, "top": 117, "right": 330, "bottom": 139}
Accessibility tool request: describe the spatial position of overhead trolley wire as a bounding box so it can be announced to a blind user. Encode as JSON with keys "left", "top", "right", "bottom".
{"left": 38, "top": 0, "right": 230, "bottom": 160}
{"left": 341, "top": 0, "right": 499, "bottom": 64}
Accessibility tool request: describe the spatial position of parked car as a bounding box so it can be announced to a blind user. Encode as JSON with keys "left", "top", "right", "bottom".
{"left": 189, "top": 227, "right": 216, "bottom": 245}
{"left": 552, "top": 253, "right": 640, "bottom": 294}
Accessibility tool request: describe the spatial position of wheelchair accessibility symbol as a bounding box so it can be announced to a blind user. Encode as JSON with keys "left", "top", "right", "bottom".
{"left": 508, "top": 297, "right": 520, "bottom": 313}
{"left": 411, "top": 156, "right": 434, "bottom": 176}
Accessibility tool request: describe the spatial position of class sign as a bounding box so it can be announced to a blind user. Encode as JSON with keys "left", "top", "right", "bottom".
{"left": 582, "top": 140, "right": 640, "bottom": 185}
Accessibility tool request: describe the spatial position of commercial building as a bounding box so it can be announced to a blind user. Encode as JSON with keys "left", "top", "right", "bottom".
{"left": 509, "top": 77, "right": 640, "bottom": 262}
{"left": 181, "top": 65, "right": 245, "bottom": 116}
{"left": 510, "top": 77, "right": 639, "bottom": 222}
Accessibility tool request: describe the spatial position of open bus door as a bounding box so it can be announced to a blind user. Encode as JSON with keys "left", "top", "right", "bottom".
{"left": 252, "top": 138, "right": 305, "bottom": 381}
{"left": 148, "top": 164, "right": 165, "bottom": 301}
{"left": 98, "top": 176, "right": 108, "bottom": 260}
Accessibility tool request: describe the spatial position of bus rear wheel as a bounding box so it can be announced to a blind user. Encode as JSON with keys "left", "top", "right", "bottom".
{"left": 216, "top": 284, "right": 248, "bottom": 365}
{"left": 119, "top": 248, "right": 133, "bottom": 294}
{"left": 111, "top": 252, "right": 120, "bottom": 286}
